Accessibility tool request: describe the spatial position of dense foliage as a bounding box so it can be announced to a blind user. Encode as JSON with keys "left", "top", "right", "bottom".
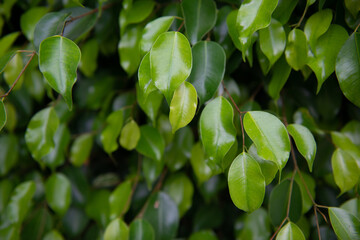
{"left": 0, "top": 0, "right": 360, "bottom": 239}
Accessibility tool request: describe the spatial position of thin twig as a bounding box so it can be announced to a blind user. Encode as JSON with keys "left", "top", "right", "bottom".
{"left": 354, "top": 22, "right": 360, "bottom": 33}
{"left": 270, "top": 217, "right": 288, "bottom": 240}
{"left": 292, "top": 4, "right": 309, "bottom": 28}
{"left": 176, "top": 21, "right": 184, "bottom": 32}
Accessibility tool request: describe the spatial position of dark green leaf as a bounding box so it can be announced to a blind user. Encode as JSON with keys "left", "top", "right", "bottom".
{"left": 45, "top": 173, "right": 71, "bottom": 216}
{"left": 129, "top": 219, "right": 155, "bottom": 240}
{"left": 85, "top": 190, "right": 110, "bottom": 227}
{"left": 62, "top": 207, "right": 89, "bottom": 238}
{"left": 136, "top": 125, "right": 165, "bottom": 162}
{"left": 79, "top": 39, "right": 98, "bottom": 77}
{"left": 272, "top": 0, "right": 299, "bottom": 24}
{"left": 345, "top": 0, "right": 360, "bottom": 18}
{"left": 0, "top": 179, "right": 13, "bottom": 213}
{"left": 101, "top": 110, "right": 124, "bottom": 155}
{"left": 268, "top": 55, "right": 291, "bottom": 100}
{"left": 285, "top": 29, "right": 308, "bottom": 71}
{"left": 70, "top": 133, "right": 94, "bottom": 167}
{"left": 237, "top": 208, "right": 272, "bottom": 240}
{"left": 329, "top": 207, "right": 360, "bottom": 240}
{"left": 0, "top": 101, "right": 6, "bottom": 132}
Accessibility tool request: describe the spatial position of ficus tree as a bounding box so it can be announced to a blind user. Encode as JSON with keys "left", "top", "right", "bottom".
{"left": 0, "top": 0, "right": 359, "bottom": 239}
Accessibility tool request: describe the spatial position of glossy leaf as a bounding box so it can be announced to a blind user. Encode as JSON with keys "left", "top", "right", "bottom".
{"left": 136, "top": 125, "right": 165, "bottom": 162}
{"left": 118, "top": 26, "right": 142, "bottom": 76}
{"left": 199, "top": 96, "right": 236, "bottom": 167}
{"left": 120, "top": 120, "right": 141, "bottom": 150}
{"left": 143, "top": 192, "right": 179, "bottom": 240}
{"left": 307, "top": 25, "right": 348, "bottom": 92}
{"left": 228, "top": 152, "right": 265, "bottom": 212}
{"left": 329, "top": 207, "right": 360, "bottom": 240}
{"left": 25, "top": 107, "right": 59, "bottom": 162}
{"left": 276, "top": 222, "right": 305, "bottom": 240}
{"left": 227, "top": 10, "right": 242, "bottom": 51}
{"left": 0, "top": 101, "right": 6, "bottom": 131}
{"left": 336, "top": 33, "right": 360, "bottom": 107}
{"left": 287, "top": 124, "right": 317, "bottom": 172}
{"left": 268, "top": 55, "right": 291, "bottom": 100}
{"left": 39, "top": 35, "right": 81, "bottom": 110}
{"left": 169, "top": 82, "right": 197, "bottom": 133}
{"left": 244, "top": 111, "right": 290, "bottom": 170}
{"left": 140, "top": 16, "right": 175, "bottom": 55}
{"left": 181, "top": 0, "right": 217, "bottom": 45}
{"left": 70, "top": 133, "right": 93, "bottom": 167}
{"left": 109, "top": 180, "right": 132, "bottom": 219}
{"left": 259, "top": 18, "right": 286, "bottom": 69}
{"left": 0, "top": 134, "right": 18, "bottom": 176}
{"left": 4, "top": 53, "right": 24, "bottom": 91}
{"left": 341, "top": 198, "right": 360, "bottom": 219}
{"left": 101, "top": 110, "right": 124, "bottom": 155}
{"left": 331, "top": 132, "right": 360, "bottom": 161}
{"left": 331, "top": 149, "right": 360, "bottom": 195}
{"left": 136, "top": 83, "right": 163, "bottom": 123}
{"left": 20, "top": 7, "right": 48, "bottom": 41}
{"left": 138, "top": 52, "right": 157, "bottom": 100}
{"left": 45, "top": 173, "right": 71, "bottom": 216}
{"left": 236, "top": 0, "right": 278, "bottom": 55}
{"left": 129, "top": 219, "right": 155, "bottom": 240}
{"left": 104, "top": 218, "right": 129, "bottom": 240}
{"left": 150, "top": 31, "right": 192, "bottom": 102}
{"left": 188, "top": 41, "right": 226, "bottom": 105}
{"left": 43, "top": 230, "right": 64, "bottom": 240}
{"left": 285, "top": 29, "right": 308, "bottom": 71}
{"left": 190, "top": 142, "right": 213, "bottom": 185}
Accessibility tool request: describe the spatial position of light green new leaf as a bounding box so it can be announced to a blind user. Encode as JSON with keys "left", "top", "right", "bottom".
{"left": 307, "top": 25, "right": 348, "bottom": 92}
{"left": 140, "top": 16, "right": 175, "bottom": 56}
{"left": 129, "top": 219, "right": 155, "bottom": 240}
{"left": 331, "top": 149, "right": 360, "bottom": 195}
{"left": 136, "top": 125, "right": 165, "bottom": 162}
{"left": 228, "top": 152, "right": 265, "bottom": 212}
{"left": 188, "top": 41, "right": 226, "bottom": 105}
{"left": 190, "top": 142, "right": 213, "bottom": 185}
{"left": 340, "top": 198, "right": 360, "bottom": 220}
{"left": 138, "top": 52, "right": 157, "bottom": 100}
{"left": 136, "top": 83, "right": 163, "bottom": 123}
{"left": 329, "top": 207, "right": 360, "bottom": 240}
{"left": 39, "top": 35, "right": 81, "bottom": 110}
{"left": 0, "top": 134, "right": 18, "bottom": 177}
{"left": 236, "top": 0, "right": 279, "bottom": 56}
{"left": 276, "top": 222, "right": 305, "bottom": 240}
{"left": 109, "top": 180, "right": 132, "bottom": 220}
{"left": 199, "top": 96, "right": 236, "bottom": 167}
{"left": 0, "top": 32, "right": 20, "bottom": 57}
{"left": 181, "top": 0, "right": 217, "bottom": 45}
{"left": 285, "top": 29, "right": 308, "bottom": 71}
{"left": 0, "top": 51, "right": 16, "bottom": 74}
{"left": 268, "top": 55, "right": 291, "bottom": 100}
{"left": 45, "top": 173, "right": 71, "bottom": 216}
{"left": 101, "top": 110, "right": 124, "bottom": 155}
{"left": 336, "top": 33, "right": 360, "bottom": 108}
{"left": 304, "top": 9, "right": 333, "bottom": 51}
{"left": 244, "top": 111, "right": 290, "bottom": 170}
{"left": 4, "top": 53, "right": 24, "bottom": 91}
{"left": 43, "top": 230, "right": 64, "bottom": 240}
{"left": 150, "top": 31, "right": 192, "bottom": 103}
{"left": 0, "top": 101, "right": 6, "bottom": 132}
{"left": 104, "top": 218, "right": 129, "bottom": 240}
{"left": 70, "top": 133, "right": 93, "bottom": 167}
{"left": 331, "top": 131, "right": 360, "bottom": 166}
{"left": 287, "top": 124, "right": 316, "bottom": 172}
{"left": 118, "top": 26, "right": 142, "bottom": 77}
{"left": 20, "top": 7, "right": 48, "bottom": 41}
{"left": 119, "top": 120, "right": 140, "bottom": 150}
{"left": 169, "top": 82, "right": 197, "bottom": 133}
{"left": 25, "top": 107, "right": 59, "bottom": 162}
{"left": 345, "top": 0, "right": 360, "bottom": 18}
{"left": 259, "top": 18, "right": 286, "bottom": 70}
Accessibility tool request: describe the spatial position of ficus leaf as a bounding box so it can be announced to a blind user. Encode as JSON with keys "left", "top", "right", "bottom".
{"left": 329, "top": 207, "right": 360, "bottom": 240}
{"left": 190, "top": 142, "right": 213, "bottom": 185}
{"left": 276, "top": 222, "right": 305, "bottom": 240}
{"left": 109, "top": 180, "right": 132, "bottom": 220}
{"left": 0, "top": 134, "right": 18, "bottom": 177}
{"left": 268, "top": 55, "right": 291, "bottom": 100}
{"left": 101, "top": 110, "right": 124, "bottom": 155}
{"left": 138, "top": 52, "right": 157, "bottom": 100}
{"left": 285, "top": 29, "right": 308, "bottom": 71}
{"left": 136, "top": 125, "right": 165, "bottom": 162}
{"left": 43, "top": 230, "right": 64, "bottom": 240}
{"left": 0, "top": 32, "right": 20, "bottom": 57}
{"left": 119, "top": 120, "right": 141, "bottom": 151}
{"left": 39, "top": 35, "right": 81, "bottom": 110}
{"left": 0, "top": 51, "right": 17, "bottom": 74}
{"left": 104, "top": 218, "right": 129, "bottom": 240}
{"left": 129, "top": 219, "right": 155, "bottom": 240}
{"left": 70, "top": 133, "right": 93, "bottom": 167}
{"left": 228, "top": 152, "right": 265, "bottom": 212}
{"left": 136, "top": 83, "right": 163, "bottom": 123}
{"left": 45, "top": 173, "right": 72, "bottom": 216}
{"left": 0, "top": 101, "right": 6, "bottom": 132}
{"left": 20, "top": 7, "right": 48, "bottom": 41}
{"left": 344, "top": 0, "right": 360, "bottom": 18}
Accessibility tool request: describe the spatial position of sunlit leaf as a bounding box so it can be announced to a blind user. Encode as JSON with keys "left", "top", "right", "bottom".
{"left": 119, "top": 120, "right": 140, "bottom": 150}
{"left": 329, "top": 207, "right": 360, "bottom": 240}
{"left": 104, "top": 218, "right": 129, "bottom": 240}
{"left": 45, "top": 173, "right": 71, "bottom": 216}
{"left": 20, "top": 7, "right": 48, "bottom": 41}
{"left": 276, "top": 222, "right": 305, "bottom": 240}
{"left": 109, "top": 180, "right": 132, "bottom": 220}
{"left": 285, "top": 29, "right": 308, "bottom": 71}
{"left": 138, "top": 52, "right": 157, "bottom": 100}
{"left": 101, "top": 110, "right": 124, "bottom": 155}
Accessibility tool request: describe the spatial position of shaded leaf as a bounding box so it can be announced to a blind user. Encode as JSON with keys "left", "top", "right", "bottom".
{"left": 136, "top": 83, "right": 163, "bottom": 123}
{"left": 119, "top": 120, "right": 140, "bottom": 150}
{"left": 101, "top": 110, "right": 124, "bottom": 155}
{"left": 70, "top": 133, "right": 93, "bottom": 167}
{"left": 85, "top": 190, "right": 110, "bottom": 227}
{"left": 138, "top": 52, "right": 157, "bottom": 100}
{"left": 43, "top": 230, "right": 64, "bottom": 240}
{"left": 189, "top": 230, "right": 218, "bottom": 240}
{"left": 340, "top": 198, "right": 360, "bottom": 219}
{"left": 136, "top": 125, "right": 165, "bottom": 162}
{"left": 0, "top": 134, "right": 18, "bottom": 177}
{"left": 129, "top": 219, "right": 155, "bottom": 240}
{"left": 45, "top": 173, "right": 71, "bottom": 216}
{"left": 109, "top": 180, "right": 132, "bottom": 219}
{"left": 190, "top": 142, "right": 213, "bottom": 185}
{"left": 285, "top": 29, "right": 308, "bottom": 71}
{"left": 20, "top": 7, "right": 48, "bottom": 41}
{"left": 0, "top": 51, "right": 17, "bottom": 74}
{"left": 272, "top": 0, "right": 299, "bottom": 24}
{"left": 79, "top": 39, "right": 98, "bottom": 77}
{"left": 4, "top": 53, "right": 24, "bottom": 91}
{"left": 104, "top": 218, "right": 129, "bottom": 240}
{"left": 276, "top": 222, "right": 305, "bottom": 240}
{"left": 268, "top": 55, "right": 291, "bottom": 100}
{"left": 237, "top": 208, "right": 272, "bottom": 240}
{"left": 0, "top": 101, "right": 6, "bottom": 131}
{"left": 0, "top": 32, "right": 20, "bottom": 57}
{"left": 329, "top": 207, "right": 360, "bottom": 240}
{"left": 345, "top": 0, "right": 360, "bottom": 18}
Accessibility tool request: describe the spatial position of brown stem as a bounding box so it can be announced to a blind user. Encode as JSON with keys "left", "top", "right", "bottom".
{"left": 354, "top": 22, "right": 360, "bottom": 33}
{"left": 270, "top": 217, "right": 288, "bottom": 240}
{"left": 0, "top": 51, "right": 36, "bottom": 100}
{"left": 314, "top": 206, "right": 322, "bottom": 240}
{"left": 177, "top": 21, "right": 184, "bottom": 32}
{"left": 293, "top": 4, "right": 309, "bottom": 28}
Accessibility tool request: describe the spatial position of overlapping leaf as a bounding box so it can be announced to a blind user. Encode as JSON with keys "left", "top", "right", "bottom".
{"left": 45, "top": 173, "right": 71, "bottom": 216}
{"left": 119, "top": 26, "right": 142, "bottom": 77}
{"left": 276, "top": 222, "right": 305, "bottom": 240}
{"left": 329, "top": 207, "right": 360, "bottom": 240}
{"left": 285, "top": 29, "right": 308, "bottom": 71}
{"left": 104, "top": 218, "right": 129, "bottom": 240}
{"left": 129, "top": 219, "right": 155, "bottom": 240}
{"left": 136, "top": 125, "right": 165, "bottom": 162}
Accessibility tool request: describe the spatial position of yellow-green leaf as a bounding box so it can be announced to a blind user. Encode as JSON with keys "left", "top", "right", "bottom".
{"left": 119, "top": 120, "right": 140, "bottom": 150}
{"left": 101, "top": 110, "right": 124, "bottom": 155}
{"left": 0, "top": 101, "right": 6, "bottom": 132}
{"left": 276, "top": 222, "right": 305, "bottom": 240}
{"left": 70, "top": 133, "right": 93, "bottom": 167}
{"left": 329, "top": 207, "right": 360, "bottom": 240}
{"left": 285, "top": 29, "right": 308, "bottom": 71}
{"left": 104, "top": 218, "right": 129, "bottom": 240}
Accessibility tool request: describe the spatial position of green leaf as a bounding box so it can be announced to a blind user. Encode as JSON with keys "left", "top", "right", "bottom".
{"left": 43, "top": 230, "right": 64, "bottom": 240}
{"left": 70, "top": 133, "right": 94, "bottom": 167}
{"left": 331, "top": 149, "right": 360, "bottom": 195}
{"left": 104, "top": 218, "right": 129, "bottom": 240}
{"left": 244, "top": 111, "right": 290, "bottom": 170}
{"left": 20, "top": 7, "right": 48, "bottom": 41}
{"left": 237, "top": 208, "right": 272, "bottom": 240}
{"left": 341, "top": 198, "right": 360, "bottom": 219}
{"left": 136, "top": 125, "right": 165, "bottom": 162}
{"left": 285, "top": 29, "right": 309, "bottom": 71}
{"left": 341, "top": 121, "right": 360, "bottom": 147}
{"left": 150, "top": 31, "right": 192, "bottom": 103}
{"left": 188, "top": 41, "right": 226, "bottom": 105}
{"left": 25, "top": 107, "right": 59, "bottom": 162}
{"left": 236, "top": 0, "right": 279, "bottom": 56}
{"left": 329, "top": 207, "right": 360, "bottom": 240}
{"left": 336, "top": 33, "right": 360, "bottom": 108}
{"left": 268, "top": 55, "right": 291, "bottom": 100}
{"left": 138, "top": 52, "right": 157, "bottom": 100}
{"left": 307, "top": 25, "right": 348, "bottom": 92}
{"left": 345, "top": 0, "right": 360, "bottom": 18}
{"left": 190, "top": 142, "right": 213, "bottom": 185}
{"left": 0, "top": 51, "right": 17, "bottom": 74}
{"left": 0, "top": 101, "right": 6, "bottom": 131}
{"left": 85, "top": 190, "right": 110, "bottom": 227}
{"left": 272, "top": 0, "right": 299, "bottom": 24}
{"left": 164, "top": 173, "right": 194, "bottom": 217}
{"left": 199, "top": 96, "right": 236, "bottom": 168}
{"left": 269, "top": 179, "right": 302, "bottom": 226}
{"left": 101, "top": 110, "right": 124, "bottom": 155}
{"left": 119, "top": 120, "right": 140, "bottom": 150}
{"left": 4, "top": 53, "right": 24, "bottom": 91}
{"left": 287, "top": 124, "right": 316, "bottom": 172}
{"left": 109, "top": 180, "right": 132, "bottom": 219}
{"left": 33, "top": 12, "right": 70, "bottom": 51}
{"left": 228, "top": 152, "right": 265, "bottom": 212}
{"left": 62, "top": 207, "right": 89, "bottom": 238}
{"left": 0, "top": 32, "right": 20, "bottom": 57}
{"left": 39, "top": 35, "right": 81, "bottom": 110}
{"left": 169, "top": 82, "right": 197, "bottom": 133}
{"left": 0, "top": 179, "right": 13, "bottom": 213}
{"left": 129, "top": 219, "right": 155, "bottom": 240}
{"left": 0, "top": 134, "right": 18, "bottom": 177}
{"left": 276, "top": 222, "right": 305, "bottom": 240}
{"left": 143, "top": 157, "right": 164, "bottom": 190}
{"left": 79, "top": 39, "right": 98, "bottom": 77}
{"left": 189, "top": 230, "right": 218, "bottom": 240}
{"left": 136, "top": 83, "right": 163, "bottom": 123}
{"left": 181, "top": 0, "right": 217, "bottom": 45}
{"left": 140, "top": 16, "right": 175, "bottom": 56}
{"left": 118, "top": 25, "right": 142, "bottom": 76}
{"left": 227, "top": 10, "right": 242, "bottom": 51}
{"left": 45, "top": 173, "right": 72, "bottom": 216}
{"left": 259, "top": 18, "right": 286, "bottom": 70}
{"left": 304, "top": 9, "right": 333, "bottom": 51}
{"left": 143, "top": 192, "right": 179, "bottom": 240}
